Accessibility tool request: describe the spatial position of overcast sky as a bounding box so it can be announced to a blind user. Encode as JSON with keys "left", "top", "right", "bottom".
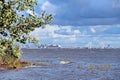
{"left": 30, "top": 0, "right": 120, "bottom": 48}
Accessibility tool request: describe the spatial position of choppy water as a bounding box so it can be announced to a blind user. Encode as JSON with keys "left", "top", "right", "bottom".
{"left": 0, "top": 48, "right": 120, "bottom": 80}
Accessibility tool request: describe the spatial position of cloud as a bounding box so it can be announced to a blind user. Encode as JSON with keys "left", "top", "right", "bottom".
{"left": 30, "top": 25, "right": 60, "bottom": 38}
{"left": 41, "top": 0, "right": 120, "bottom": 26}
{"left": 30, "top": 24, "right": 120, "bottom": 47}
{"left": 30, "top": 25, "right": 79, "bottom": 45}
{"left": 90, "top": 27, "right": 96, "bottom": 33}
{"left": 112, "top": 0, "right": 120, "bottom": 8}
{"left": 41, "top": 1, "right": 57, "bottom": 14}
{"left": 74, "top": 30, "right": 81, "bottom": 34}
{"left": 68, "top": 36, "right": 77, "bottom": 42}
{"left": 103, "top": 26, "right": 120, "bottom": 34}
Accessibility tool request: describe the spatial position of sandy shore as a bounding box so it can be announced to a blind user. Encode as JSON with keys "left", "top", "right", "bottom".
{"left": 0, "top": 48, "right": 120, "bottom": 80}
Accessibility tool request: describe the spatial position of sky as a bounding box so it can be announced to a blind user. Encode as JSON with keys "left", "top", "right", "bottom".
{"left": 30, "top": 0, "right": 120, "bottom": 48}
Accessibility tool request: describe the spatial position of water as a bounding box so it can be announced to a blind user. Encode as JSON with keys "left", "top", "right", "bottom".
{"left": 0, "top": 48, "right": 120, "bottom": 80}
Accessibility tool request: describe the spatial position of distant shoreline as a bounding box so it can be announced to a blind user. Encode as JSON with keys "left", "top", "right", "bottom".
{"left": 21, "top": 47, "right": 120, "bottom": 50}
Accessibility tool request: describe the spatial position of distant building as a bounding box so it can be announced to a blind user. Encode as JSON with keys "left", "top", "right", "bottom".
{"left": 38, "top": 44, "right": 46, "bottom": 48}
{"left": 46, "top": 44, "right": 61, "bottom": 49}
{"left": 38, "top": 44, "right": 61, "bottom": 49}
{"left": 107, "top": 44, "right": 111, "bottom": 48}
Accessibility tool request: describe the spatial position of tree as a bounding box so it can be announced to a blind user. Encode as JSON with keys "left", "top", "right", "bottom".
{"left": 0, "top": 0, "right": 52, "bottom": 68}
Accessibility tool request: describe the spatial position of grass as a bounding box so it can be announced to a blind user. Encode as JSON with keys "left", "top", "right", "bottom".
{"left": 0, "top": 55, "right": 31, "bottom": 69}
{"left": 0, "top": 61, "right": 31, "bottom": 69}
